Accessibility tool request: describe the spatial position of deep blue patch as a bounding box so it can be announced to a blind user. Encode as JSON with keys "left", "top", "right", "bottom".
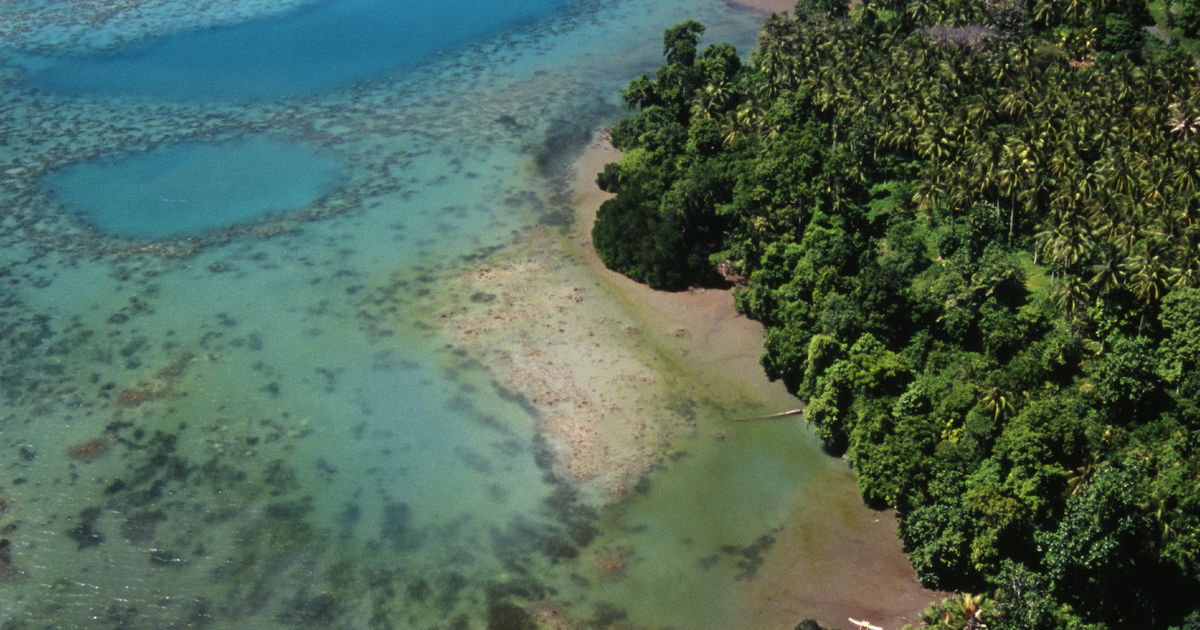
{"left": 45, "top": 137, "right": 344, "bottom": 239}
{"left": 26, "top": 0, "right": 571, "bottom": 100}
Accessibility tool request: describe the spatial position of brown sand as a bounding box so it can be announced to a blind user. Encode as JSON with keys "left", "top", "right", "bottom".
{"left": 745, "top": 469, "right": 947, "bottom": 630}
{"left": 423, "top": 129, "right": 942, "bottom": 628}
{"left": 727, "top": 0, "right": 799, "bottom": 14}
{"left": 568, "top": 133, "right": 796, "bottom": 414}
{"left": 432, "top": 231, "right": 697, "bottom": 502}
{"left": 566, "top": 130, "right": 945, "bottom": 630}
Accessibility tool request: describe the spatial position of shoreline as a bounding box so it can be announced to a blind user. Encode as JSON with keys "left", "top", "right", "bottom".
{"left": 726, "top": 0, "right": 799, "bottom": 14}
{"left": 565, "top": 131, "right": 795, "bottom": 413}
{"left": 564, "top": 130, "right": 945, "bottom": 630}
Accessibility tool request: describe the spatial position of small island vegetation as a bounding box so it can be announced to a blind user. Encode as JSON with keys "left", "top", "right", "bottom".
{"left": 592, "top": 0, "right": 1200, "bottom": 628}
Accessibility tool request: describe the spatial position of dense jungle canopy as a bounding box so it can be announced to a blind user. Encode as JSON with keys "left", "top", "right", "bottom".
{"left": 591, "top": 0, "right": 1200, "bottom": 628}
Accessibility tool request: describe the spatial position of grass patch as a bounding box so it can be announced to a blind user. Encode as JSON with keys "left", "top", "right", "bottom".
{"left": 1017, "top": 251, "right": 1051, "bottom": 299}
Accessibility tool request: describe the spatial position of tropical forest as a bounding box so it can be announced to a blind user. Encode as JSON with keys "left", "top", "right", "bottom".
{"left": 591, "top": 0, "right": 1200, "bottom": 628}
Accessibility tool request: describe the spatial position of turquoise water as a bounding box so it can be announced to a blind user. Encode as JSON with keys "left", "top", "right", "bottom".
{"left": 0, "top": 1, "right": 847, "bottom": 629}
{"left": 45, "top": 137, "right": 344, "bottom": 238}
{"left": 22, "top": 0, "right": 574, "bottom": 99}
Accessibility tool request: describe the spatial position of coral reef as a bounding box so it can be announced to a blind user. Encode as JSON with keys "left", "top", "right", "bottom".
{"left": 66, "top": 438, "right": 109, "bottom": 463}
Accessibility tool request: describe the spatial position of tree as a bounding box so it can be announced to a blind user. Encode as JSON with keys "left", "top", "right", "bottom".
{"left": 1158, "top": 287, "right": 1200, "bottom": 387}
{"left": 594, "top": 10, "right": 1200, "bottom": 626}
{"left": 900, "top": 499, "right": 980, "bottom": 587}
{"left": 1039, "top": 464, "right": 1156, "bottom": 627}
{"left": 921, "top": 592, "right": 994, "bottom": 630}
{"left": 663, "top": 21, "right": 706, "bottom": 67}
{"left": 1086, "top": 335, "right": 1161, "bottom": 417}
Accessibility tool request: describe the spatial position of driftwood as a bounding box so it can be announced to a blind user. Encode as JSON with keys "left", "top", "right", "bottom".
{"left": 734, "top": 409, "right": 804, "bottom": 422}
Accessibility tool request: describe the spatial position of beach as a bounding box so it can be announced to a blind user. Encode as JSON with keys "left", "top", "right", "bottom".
{"left": 394, "top": 128, "right": 944, "bottom": 628}
{"left": 562, "top": 131, "right": 944, "bottom": 629}
{"left": 729, "top": 0, "right": 800, "bottom": 14}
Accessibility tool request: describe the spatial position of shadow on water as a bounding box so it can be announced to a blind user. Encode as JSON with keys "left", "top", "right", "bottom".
{"left": 530, "top": 97, "right": 627, "bottom": 172}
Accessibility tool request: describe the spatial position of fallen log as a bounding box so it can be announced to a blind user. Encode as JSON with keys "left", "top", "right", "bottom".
{"left": 733, "top": 408, "right": 804, "bottom": 422}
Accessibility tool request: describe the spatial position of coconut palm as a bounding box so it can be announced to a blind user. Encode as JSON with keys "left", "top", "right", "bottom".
{"left": 981, "top": 386, "right": 1016, "bottom": 421}
{"left": 924, "top": 592, "right": 992, "bottom": 630}
{"left": 1067, "top": 454, "right": 1106, "bottom": 497}
{"left": 1124, "top": 240, "right": 1173, "bottom": 306}
{"left": 1037, "top": 209, "right": 1093, "bottom": 273}
{"left": 1088, "top": 248, "right": 1125, "bottom": 299}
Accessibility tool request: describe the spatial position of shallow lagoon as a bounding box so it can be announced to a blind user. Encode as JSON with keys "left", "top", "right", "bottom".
{"left": 45, "top": 136, "right": 345, "bottom": 238}
{"left": 19, "top": 0, "right": 576, "bottom": 99}
{"left": 0, "top": 0, "right": 901, "bottom": 628}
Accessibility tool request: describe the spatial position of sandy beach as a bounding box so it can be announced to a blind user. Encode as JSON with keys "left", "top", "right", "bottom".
{"left": 429, "top": 132, "right": 806, "bottom": 503}
{"left": 728, "top": 0, "right": 799, "bottom": 14}
{"left": 564, "top": 131, "right": 944, "bottom": 630}
{"left": 418, "top": 129, "right": 942, "bottom": 628}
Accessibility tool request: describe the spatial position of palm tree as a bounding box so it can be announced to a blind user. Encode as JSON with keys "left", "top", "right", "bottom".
{"left": 1123, "top": 239, "right": 1175, "bottom": 334}
{"left": 1053, "top": 274, "right": 1092, "bottom": 340}
{"left": 1143, "top": 473, "right": 1180, "bottom": 548}
{"left": 721, "top": 100, "right": 764, "bottom": 147}
{"left": 1067, "top": 454, "right": 1106, "bottom": 497}
{"left": 926, "top": 592, "right": 992, "bottom": 630}
{"left": 1124, "top": 240, "right": 1172, "bottom": 306}
{"left": 981, "top": 386, "right": 1016, "bottom": 421}
{"left": 913, "top": 162, "right": 950, "bottom": 214}
{"left": 906, "top": 0, "right": 937, "bottom": 25}
{"left": 691, "top": 80, "right": 735, "bottom": 120}
{"left": 1169, "top": 101, "right": 1200, "bottom": 141}
{"left": 1037, "top": 209, "right": 1093, "bottom": 273}
{"left": 1088, "top": 248, "right": 1125, "bottom": 299}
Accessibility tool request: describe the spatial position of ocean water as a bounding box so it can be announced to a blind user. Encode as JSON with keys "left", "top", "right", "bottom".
{"left": 0, "top": 1, "right": 857, "bottom": 629}
{"left": 18, "top": 0, "right": 575, "bottom": 99}
{"left": 44, "top": 137, "right": 345, "bottom": 238}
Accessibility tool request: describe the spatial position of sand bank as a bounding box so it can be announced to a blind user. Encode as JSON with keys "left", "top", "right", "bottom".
{"left": 437, "top": 250, "right": 675, "bottom": 499}
{"left": 429, "top": 133, "right": 805, "bottom": 503}
{"left": 420, "top": 130, "right": 941, "bottom": 629}
{"left": 567, "top": 134, "right": 804, "bottom": 421}
{"left": 727, "top": 0, "right": 800, "bottom": 14}
{"left": 567, "top": 130, "right": 944, "bottom": 630}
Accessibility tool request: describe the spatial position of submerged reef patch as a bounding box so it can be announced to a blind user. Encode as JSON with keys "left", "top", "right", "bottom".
{"left": 67, "top": 506, "right": 106, "bottom": 550}
{"left": 0, "top": 538, "right": 17, "bottom": 582}
{"left": 380, "top": 500, "right": 421, "bottom": 554}
{"left": 486, "top": 601, "right": 537, "bottom": 630}
{"left": 45, "top": 137, "right": 345, "bottom": 240}
{"left": 66, "top": 438, "right": 109, "bottom": 463}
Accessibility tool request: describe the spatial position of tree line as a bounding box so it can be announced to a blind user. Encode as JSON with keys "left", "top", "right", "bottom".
{"left": 591, "top": 0, "right": 1200, "bottom": 628}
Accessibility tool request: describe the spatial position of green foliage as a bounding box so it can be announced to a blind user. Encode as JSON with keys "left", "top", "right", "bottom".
{"left": 1040, "top": 464, "right": 1157, "bottom": 625}
{"left": 900, "top": 500, "right": 980, "bottom": 587}
{"left": 1158, "top": 287, "right": 1200, "bottom": 387}
{"left": 597, "top": 9, "right": 1200, "bottom": 628}
{"left": 1179, "top": 0, "right": 1200, "bottom": 38}
{"left": 1169, "top": 611, "right": 1200, "bottom": 630}
{"left": 1101, "top": 13, "right": 1139, "bottom": 50}
{"left": 663, "top": 21, "right": 705, "bottom": 67}
{"left": 1085, "top": 335, "right": 1161, "bottom": 417}
{"left": 920, "top": 592, "right": 997, "bottom": 630}
{"left": 592, "top": 192, "right": 694, "bottom": 289}
{"left": 990, "top": 560, "right": 1076, "bottom": 630}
